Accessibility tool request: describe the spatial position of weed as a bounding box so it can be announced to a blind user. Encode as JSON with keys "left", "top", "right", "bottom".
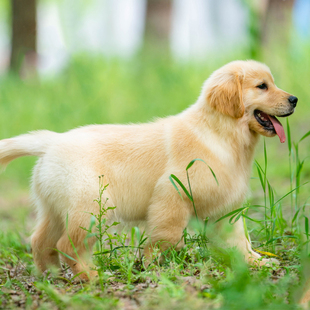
{"left": 169, "top": 158, "right": 218, "bottom": 256}
{"left": 80, "top": 175, "right": 148, "bottom": 284}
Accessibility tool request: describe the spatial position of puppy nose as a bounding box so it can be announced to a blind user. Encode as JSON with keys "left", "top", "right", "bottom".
{"left": 288, "top": 96, "right": 298, "bottom": 107}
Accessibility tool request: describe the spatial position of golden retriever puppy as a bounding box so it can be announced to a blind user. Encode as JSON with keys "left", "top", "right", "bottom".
{"left": 0, "top": 60, "right": 297, "bottom": 280}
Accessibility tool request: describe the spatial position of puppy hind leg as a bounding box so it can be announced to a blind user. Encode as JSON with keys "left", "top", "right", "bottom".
{"left": 31, "top": 217, "right": 64, "bottom": 273}
{"left": 56, "top": 214, "right": 97, "bottom": 281}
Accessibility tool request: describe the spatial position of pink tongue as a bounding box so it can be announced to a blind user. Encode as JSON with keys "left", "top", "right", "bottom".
{"left": 267, "top": 115, "right": 286, "bottom": 143}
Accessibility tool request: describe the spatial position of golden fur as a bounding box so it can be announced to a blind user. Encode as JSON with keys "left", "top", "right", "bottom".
{"left": 0, "top": 60, "right": 296, "bottom": 280}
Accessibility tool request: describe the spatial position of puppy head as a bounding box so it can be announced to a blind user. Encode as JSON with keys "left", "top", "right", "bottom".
{"left": 204, "top": 60, "right": 297, "bottom": 143}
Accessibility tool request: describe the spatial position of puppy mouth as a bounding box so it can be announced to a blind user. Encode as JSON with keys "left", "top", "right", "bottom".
{"left": 254, "top": 109, "right": 293, "bottom": 143}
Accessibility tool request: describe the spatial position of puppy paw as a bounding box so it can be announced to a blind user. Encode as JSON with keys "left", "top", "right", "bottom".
{"left": 248, "top": 256, "right": 280, "bottom": 267}
{"left": 259, "top": 257, "right": 280, "bottom": 266}
{"left": 73, "top": 270, "right": 98, "bottom": 282}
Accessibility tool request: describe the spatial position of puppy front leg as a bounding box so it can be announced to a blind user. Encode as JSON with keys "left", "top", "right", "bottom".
{"left": 214, "top": 217, "right": 278, "bottom": 266}
{"left": 144, "top": 197, "right": 191, "bottom": 266}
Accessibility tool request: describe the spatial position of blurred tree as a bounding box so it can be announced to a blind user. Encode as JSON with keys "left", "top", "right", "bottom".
{"left": 10, "top": 0, "right": 37, "bottom": 76}
{"left": 242, "top": 0, "right": 269, "bottom": 60}
{"left": 263, "top": 0, "right": 295, "bottom": 46}
{"left": 144, "top": 0, "right": 172, "bottom": 53}
{"left": 243, "top": 0, "right": 295, "bottom": 59}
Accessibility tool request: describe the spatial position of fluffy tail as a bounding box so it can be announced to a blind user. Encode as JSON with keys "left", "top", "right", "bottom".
{"left": 0, "top": 130, "right": 58, "bottom": 169}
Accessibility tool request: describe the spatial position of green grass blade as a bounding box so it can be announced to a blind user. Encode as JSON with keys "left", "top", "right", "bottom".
{"left": 241, "top": 214, "right": 263, "bottom": 224}
{"left": 287, "top": 119, "right": 292, "bottom": 156}
{"left": 66, "top": 214, "right": 81, "bottom": 261}
{"left": 305, "top": 216, "right": 309, "bottom": 239}
{"left": 258, "top": 235, "right": 298, "bottom": 247}
{"left": 292, "top": 208, "right": 301, "bottom": 224}
{"left": 215, "top": 207, "right": 246, "bottom": 223}
{"left": 169, "top": 174, "right": 193, "bottom": 201}
{"left": 186, "top": 158, "right": 219, "bottom": 186}
{"left": 299, "top": 129, "right": 310, "bottom": 143}
{"left": 268, "top": 181, "right": 274, "bottom": 211}
{"left": 273, "top": 182, "right": 309, "bottom": 207}
{"left": 254, "top": 161, "right": 265, "bottom": 191}
{"left": 264, "top": 139, "right": 267, "bottom": 178}
{"left": 230, "top": 212, "right": 243, "bottom": 224}
{"left": 54, "top": 249, "right": 77, "bottom": 262}
{"left": 242, "top": 212, "right": 250, "bottom": 242}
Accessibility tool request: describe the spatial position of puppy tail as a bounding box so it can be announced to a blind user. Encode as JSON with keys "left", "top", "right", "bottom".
{"left": 0, "top": 130, "right": 57, "bottom": 170}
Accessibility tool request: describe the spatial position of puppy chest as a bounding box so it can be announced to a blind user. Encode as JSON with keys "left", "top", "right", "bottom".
{"left": 190, "top": 171, "right": 249, "bottom": 218}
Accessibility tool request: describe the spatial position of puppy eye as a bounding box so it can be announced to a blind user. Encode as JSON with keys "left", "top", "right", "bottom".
{"left": 257, "top": 83, "right": 268, "bottom": 90}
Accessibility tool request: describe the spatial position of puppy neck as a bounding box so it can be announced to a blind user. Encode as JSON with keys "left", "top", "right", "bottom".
{"left": 180, "top": 99, "right": 260, "bottom": 161}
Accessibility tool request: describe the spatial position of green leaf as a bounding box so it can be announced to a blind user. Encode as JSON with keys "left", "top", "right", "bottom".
{"left": 139, "top": 237, "right": 148, "bottom": 246}
{"left": 296, "top": 160, "right": 305, "bottom": 178}
{"left": 66, "top": 214, "right": 81, "bottom": 261}
{"left": 215, "top": 207, "right": 247, "bottom": 223}
{"left": 264, "top": 139, "right": 267, "bottom": 177}
{"left": 299, "top": 129, "right": 310, "bottom": 143}
{"left": 186, "top": 158, "right": 219, "bottom": 185}
{"left": 55, "top": 249, "right": 77, "bottom": 262}
{"left": 286, "top": 119, "right": 292, "bottom": 155}
{"left": 169, "top": 174, "right": 193, "bottom": 201}
{"left": 255, "top": 161, "right": 265, "bottom": 191}
{"left": 273, "top": 182, "right": 308, "bottom": 207}
{"left": 257, "top": 235, "right": 297, "bottom": 247}
{"left": 305, "top": 216, "right": 309, "bottom": 238}
{"left": 88, "top": 215, "right": 96, "bottom": 230}
{"left": 292, "top": 208, "right": 301, "bottom": 224}
{"left": 186, "top": 158, "right": 219, "bottom": 186}
{"left": 72, "top": 272, "right": 88, "bottom": 281}
{"left": 84, "top": 232, "right": 97, "bottom": 238}
{"left": 242, "top": 214, "right": 263, "bottom": 223}
{"left": 230, "top": 211, "right": 243, "bottom": 224}
{"left": 93, "top": 245, "right": 144, "bottom": 255}
{"left": 267, "top": 181, "right": 274, "bottom": 211}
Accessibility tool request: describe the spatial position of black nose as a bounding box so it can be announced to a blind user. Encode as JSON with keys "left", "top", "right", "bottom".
{"left": 288, "top": 96, "right": 298, "bottom": 107}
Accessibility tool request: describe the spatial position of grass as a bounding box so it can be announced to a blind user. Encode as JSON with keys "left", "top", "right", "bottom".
{"left": 1, "top": 46, "right": 310, "bottom": 309}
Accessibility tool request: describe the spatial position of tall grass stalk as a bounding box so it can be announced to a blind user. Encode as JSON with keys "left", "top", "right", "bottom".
{"left": 255, "top": 139, "right": 270, "bottom": 243}
{"left": 81, "top": 175, "right": 120, "bottom": 276}
{"left": 82, "top": 176, "right": 148, "bottom": 282}
{"left": 287, "top": 120, "right": 310, "bottom": 235}
{"left": 169, "top": 158, "right": 218, "bottom": 247}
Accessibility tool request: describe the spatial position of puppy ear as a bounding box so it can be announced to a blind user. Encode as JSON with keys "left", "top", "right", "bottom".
{"left": 206, "top": 73, "right": 244, "bottom": 118}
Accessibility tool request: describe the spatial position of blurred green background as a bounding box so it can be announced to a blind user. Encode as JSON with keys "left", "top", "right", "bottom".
{"left": 0, "top": 0, "right": 310, "bottom": 206}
